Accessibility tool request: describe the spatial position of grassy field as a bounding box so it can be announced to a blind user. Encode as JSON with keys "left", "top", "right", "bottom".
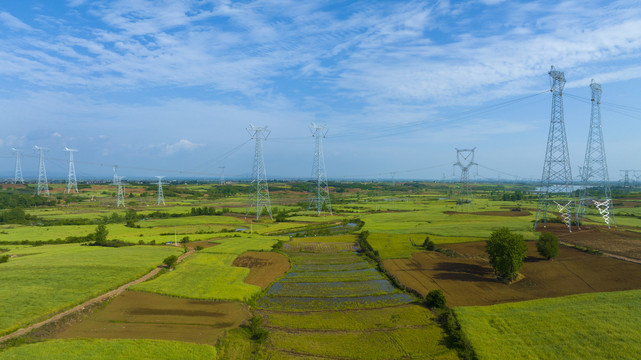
{"left": 0, "top": 339, "right": 216, "bottom": 359}
{"left": 0, "top": 244, "right": 181, "bottom": 336}
{"left": 456, "top": 289, "right": 641, "bottom": 359}
{"left": 131, "top": 252, "right": 260, "bottom": 301}
{"left": 132, "top": 236, "right": 278, "bottom": 301}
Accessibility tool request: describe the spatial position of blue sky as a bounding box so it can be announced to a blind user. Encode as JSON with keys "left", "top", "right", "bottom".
{"left": 1, "top": 0, "right": 641, "bottom": 181}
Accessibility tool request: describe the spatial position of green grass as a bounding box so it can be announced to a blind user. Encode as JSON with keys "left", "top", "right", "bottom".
{"left": 361, "top": 204, "right": 537, "bottom": 240}
{"left": 132, "top": 235, "right": 278, "bottom": 301}
{"left": 455, "top": 289, "right": 641, "bottom": 359}
{"left": 131, "top": 252, "right": 261, "bottom": 301}
{"left": 264, "top": 305, "right": 434, "bottom": 330}
{"left": 0, "top": 339, "right": 216, "bottom": 359}
{"left": 202, "top": 235, "right": 279, "bottom": 254}
{"left": 0, "top": 244, "right": 181, "bottom": 336}
{"left": 269, "top": 327, "right": 456, "bottom": 360}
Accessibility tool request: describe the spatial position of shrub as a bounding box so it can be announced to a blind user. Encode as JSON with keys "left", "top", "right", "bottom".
{"left": 423, "top": 236, "right": 435, "bottom": 251}
{"left": 195, "top": 245, "right": 204, "bottom": 251}
{"left": 536, "top": 232, "right": 559, "bottom": 260}
{"left": 0, "top": 254, "right": 9, "bottom": 263}
{"left": 163, "top": 255, "right": 178, "bottom": 269}
{"left": 247, "top": 315, "right": 269, "bottom": 343}
{"left": 425, "top": 289, "right": 446, "bottom": 309}
{"left": 486, "top": 227, "right": 528, "bottom": 282}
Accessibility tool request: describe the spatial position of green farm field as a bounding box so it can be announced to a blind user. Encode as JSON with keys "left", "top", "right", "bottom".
{"left": 0, "top": 339, "right": 217, "bottom": 360}
{"left": 0, "top": 244, "right": 181, "bottom": 336}
{"left": 456, "top": 289, "right": 641, "bottom": 359}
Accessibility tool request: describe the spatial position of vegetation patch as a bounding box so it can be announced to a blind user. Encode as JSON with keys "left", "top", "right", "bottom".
{"left": 456, "top": 289, "right": 641, "bottom": 359}
{"left": 0, "top": 339, "right": 216, "bottom": 360}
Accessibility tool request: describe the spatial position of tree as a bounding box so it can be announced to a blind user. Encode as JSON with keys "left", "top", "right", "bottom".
{"left": 536, "top": 232, "right": 559, "bottom": 260}
{"left": 163, "top": 255, "right": 178, "bottom": 269}
{"left": 422, "top": 236, "right": 435, "bottom": 251}
{"left": 94, "top": 223, "right": 108, "bottom": 243}
{"left": 425, "top": 289, "right": 446, "bottom": 309}
{"left": 486, "top": 227, "right": 528, "bottom": 282}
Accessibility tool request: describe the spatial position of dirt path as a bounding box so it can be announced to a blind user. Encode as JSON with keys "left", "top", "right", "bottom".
{"left": 0, "top": 248, "right": 194, "bottom": 344}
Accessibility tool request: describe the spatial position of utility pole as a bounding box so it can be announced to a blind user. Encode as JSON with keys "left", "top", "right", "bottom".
{"left": 34, "top": 146, "right": 50, "bottom": 196}
{"left": 534, "top": 66, "right": 574, "bottom": 231}
{"left": 308, "top": 123, "right": 332, "bottom": 216}
{"left": 156, "top": 176, "right": 165, "bottom": 206}
{"left": 453, "top": 148, "right": 477, "bottom": 212}
{"left": 11, "top": 148, "right": 24, "bottom": 184}
{"left": 65, "top": 147, "right": 79, "bottom": 193}
{"left": 246, "top": 125, "right": 272, "bottom": 220}
{"left": 576, "top": 80, "right": 614, "bottom": 228}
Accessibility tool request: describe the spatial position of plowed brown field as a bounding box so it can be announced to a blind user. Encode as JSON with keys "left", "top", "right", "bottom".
{"left": 233, "top": 251, "right": 290, "bottom": 289}
{"left": 540, "top": 223, "right": 641, "bottom": 260}
{"left": 53, "top": 291, "right": 250, "bottom": 345}
{"left": 384, "top": 241, "right": 641, "bottom": 306}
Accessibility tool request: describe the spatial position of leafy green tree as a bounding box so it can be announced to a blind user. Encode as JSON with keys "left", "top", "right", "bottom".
{"left": 425, "top": 289, "right": 446, "bottom": 309}
{"left": 163, "top": 255, "right": 178, "bottom": 269}
{"left": 536, "top": 232, "right": 559, "bottom": 260}
{"left": 94, "top": 223, "right": 108, "bottom": 243}
{"left": 423, "top": 236, "right": 435, "bottom": 250}
{"left": 486, "top": 227, "right": 528, "bottom": 282}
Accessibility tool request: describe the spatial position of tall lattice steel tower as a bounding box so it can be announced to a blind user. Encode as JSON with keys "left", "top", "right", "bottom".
{"left": 453, "top": 148, "right": 477, "bottom": 212}
{"left": 246, "top": 125, "right": 272, "bottom": 220}
{"left": 156, "top": 176, "right": 165, "bottom": 206}
{"left": 620, "top": 170, "right": 635, "bottom": 191}
{"left": 11, "top": 148, "right": 24, "bottom": 184}
{"left": 112, "top": 166, "right": 119, "bottom": 186}
{"left": 534, "top": 66, "right": 574, "bottom": 231}
{"left": 219, "top": 166, "right": 225, "bottom": 185}
{"left": 34, "top": 146, "right": 50, "bottom": 196}
{"left": 308, "top": 123, "right": 332, "bottom": 216}
{"left": 576, "top": 80, "right": 614, "bottom": 228}
{"left": 116, "top": 176, "right": 126, "bottom": 208}
{"left": 65, "top": 147, "right": 79, "bottom": 193}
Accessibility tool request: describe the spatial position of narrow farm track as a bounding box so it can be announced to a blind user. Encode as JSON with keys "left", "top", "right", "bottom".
{"left": 0, "top": 248, "right": 194, "bottom": 344}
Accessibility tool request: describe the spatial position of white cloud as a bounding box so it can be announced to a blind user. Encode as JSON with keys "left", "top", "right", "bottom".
{"left": 154, "top": 139, "right": 204, "bottom": 155}
{"left": 0, "top": 11, "right": 33, "bottom": 31}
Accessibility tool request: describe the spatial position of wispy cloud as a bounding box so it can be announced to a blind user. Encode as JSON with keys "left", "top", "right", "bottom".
{"left": 0, "top": 11, "right": 33, "bottom": 31}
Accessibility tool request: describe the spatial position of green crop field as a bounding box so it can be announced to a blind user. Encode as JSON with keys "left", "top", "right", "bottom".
{"left": 0, "top": 339, "right": 216, "bottom": 360}
{"left": 132, "top": 235, "right": 277, "bottom": 300}
{"left": 131, "top": 252, "right": 261, "bottom": 301}
{"left": 456, "top": 289, "right": 641, "bottom": 359}
{"left": 0, "top": 244, "right": 180, "bottom": 336}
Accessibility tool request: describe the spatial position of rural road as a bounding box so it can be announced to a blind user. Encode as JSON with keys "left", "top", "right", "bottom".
{"left": 0, "top": 248, "right": 195, "bottom": 344}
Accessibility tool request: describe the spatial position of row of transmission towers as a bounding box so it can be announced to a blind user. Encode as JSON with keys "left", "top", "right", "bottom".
{"left": 246, "top": 123, "right": 333, "bottom": 220}
{"left": 534, "top": 66, "right": 614, "bottom": 231}
{"left": 12, "top": 146, "right": 79, "bottom": 195}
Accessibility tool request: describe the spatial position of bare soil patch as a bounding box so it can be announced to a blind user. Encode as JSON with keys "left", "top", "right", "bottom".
{"left": 384, "top": 241, "right": 641, "bottom": 307}
{"left": 541, "top": 223, "right": 641, "bottom": 260}
{"left": 52, "top": 291, "right": 250, "bottom": 345}
{"left": 233, "top": 251, "right": 290, "bottom": 289}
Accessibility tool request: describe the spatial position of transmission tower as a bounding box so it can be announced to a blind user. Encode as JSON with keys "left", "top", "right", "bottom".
{"left": 308, "top": 123, "right": 332, "bottom": 216}
{"left": 453, "top": 148, "right": 477, "bottom": 212}
{"left": 534, "top": 66, "right": 574, "bottom": 231}
{"left": 65, "top": 147, "right": 79, "bottom": 193}
{"left": 576, "top": 80, "right": 614, "bottom": 228}
{"left": 620, "top": 170, "right": 637, "bottom": 192}
{"left": 246, "top": 125, "right": 272, "bottom": 220}
{"left": 34, "top": 146, "right": 50, "bottom": 196}
{"left": 116, "top": 176, "right": 126, "bottom": 208}
{"left": 156, "top": 176, "right": 165, "bottom": 206}
{"left": 112, "top": 165, "right": 119, "bottom": 186}
{"left": 11, "top": 148, "right": 24, "bottom": 184}
{"left": 219, "top": 166, "right": 225, "bottom": 185}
